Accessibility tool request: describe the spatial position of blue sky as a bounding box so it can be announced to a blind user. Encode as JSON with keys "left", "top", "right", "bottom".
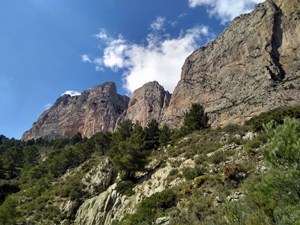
{"left": 0, "top": 0, "right": 263, "bottom": 139}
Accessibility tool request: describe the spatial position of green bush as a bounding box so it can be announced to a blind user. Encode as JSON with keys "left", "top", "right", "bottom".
{"left": 115, "top": 181, "right": 135, "bottom": 196}
{"left": 246, "top": 105, "right": 300, "bottom": 131}
{"left": 208, "top": 151, "right": 227, "bottom": 165}
{"left": 124, "top": 189, "right": 176, "bottom": 224}
{"left": 183, "top": 166, "right": 204, "bottom": 180}
{"left": 169, "top": 169, "right": 179, "bottom": 176}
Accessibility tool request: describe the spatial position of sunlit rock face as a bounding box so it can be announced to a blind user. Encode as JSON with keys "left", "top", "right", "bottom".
{"left": 22, "top": 0, "right": 300, "bottom": 139}
{"left": 162, "top": 0, "right": 300, "bottom": 128}
{"left": 22, "top": 82, "right": 129, "bottom": 140}
{"left": 116, "top": 81, "right": 171, "bottom": 128}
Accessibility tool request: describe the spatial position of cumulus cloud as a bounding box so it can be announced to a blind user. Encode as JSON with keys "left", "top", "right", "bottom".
{"left": 62, "top": 90, "right": 81, "bottom": 96}
{"left": 85, "top": 22, "right": 214, "bottom": 93}
{"left": 150, "top": 17, "right": 166, "bottom": 31}
{"left": 188, "top": 0, "right": 264, "bottom": 24}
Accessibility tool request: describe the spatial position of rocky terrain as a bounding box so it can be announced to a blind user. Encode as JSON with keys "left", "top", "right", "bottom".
{"left": 22, "top": 82, "right": 129, "bottom": 140}
{"left": 163, "top": 0, "right": 300, "bottom": 128}
{"left": 116, "top": 81, "right": 171, "bottom": 127}
{"left": 23, "top": 0, "right": 300, "bottom": 139}
{"left": 5, "top": 1, "right": 299, "bottom": 224}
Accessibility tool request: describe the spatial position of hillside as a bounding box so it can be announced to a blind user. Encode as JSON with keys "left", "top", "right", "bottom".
{"left": 1, "top": 0, "right": 300, "bottom": 224}
{"left": 2, "top": 105, "right": 300, "bottom": 224}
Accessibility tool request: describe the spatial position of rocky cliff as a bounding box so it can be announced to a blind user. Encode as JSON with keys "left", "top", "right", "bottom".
{"left": 117, "top": 81, "right": 171, "bottom": 127}
{"left": 22, "top": 81, "right": 171, "bottom": 141}
{"left": 22, "top": 82, "right": 129, "bottom": 140}
{"left": 163, "top": 0, "right": 300, "bottom": 128}
{"left": 22, "top": 0, "right": 300, "bottom": 139}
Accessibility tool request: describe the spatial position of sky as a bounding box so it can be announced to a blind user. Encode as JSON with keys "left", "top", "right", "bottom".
{"left": 0, "top": 0, "right": 263, "bottom": 139}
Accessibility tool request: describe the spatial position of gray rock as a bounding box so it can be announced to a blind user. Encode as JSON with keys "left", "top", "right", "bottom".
{"left": 243, "top": 132, "right": 257, "bottom": 140}
{"left": 117, "top": 81, "right": 171, "bottom": 128}
{"left": 156, "top": 217, "right": 171, "bottom": 225}
{"left": 162, "top": 0, "right": 300, "bottom": 129}
{"left": 22, "top": 82, "right": 129, "bottom": 140}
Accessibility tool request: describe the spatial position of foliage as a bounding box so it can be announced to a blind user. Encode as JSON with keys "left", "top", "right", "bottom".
{"left": 181, "top": 103, "right": 209, "bottom": 135}
{"left": 93, "top": 131, "right": 112, "bottom": 154}
{"left": 115, "top": 181, "right": 135, "bottom": 196}
{"left": 144, "top": 119, "right": 160, "bottom": 150}
{"left": 246, "top": 105, "right": 300, "bottom": 131}
{"left": 208, "top": 151, "right": 227, "bottom": 165}
{"left": 182, "top": 166, "right": 204, "bottom": 180}
{"left": 122, "top": 189, "right": 176, "bottom": 224}
{"left": 1, "top": 146, "right": 23, "bottom": 178}
{"left": 111, "top": 119, "right": 134, "bottom": 145}
{"left": 263, "top": 118, "right": 300, "bottom": 169}
{"left": 159, "top": 124, "right": 171, "bottom": 148}
{"left": 0, "top": 195, "right": 21, "bottom": 225}
{"left": 70, "top": 132, "right": 83, "bottom": 145}
{"left": 107, "top": 122, "right": 148, "bottom": 178}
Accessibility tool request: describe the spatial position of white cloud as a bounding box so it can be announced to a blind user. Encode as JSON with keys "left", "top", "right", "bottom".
{"left": 81, "top": 54, "right": 92, "bottom": 63}
{"left": 188, "top": 0, "right": 264, "bottom": 24}
{"left": 84, "top": 23, "right": 214, "bottom": 94}
{"left": 150, "top": 17, "right": 166, "bottom": 31}
{"left": 62, "top": 90, "right": 81, "bottom": 96}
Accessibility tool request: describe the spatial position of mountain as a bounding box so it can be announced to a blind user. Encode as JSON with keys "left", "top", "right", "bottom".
{"left": 116, "top": 81, "right": 171, "bottom": 127}
{"left": 22, "top": 82, "right": 129, "bottom": 140}
{"left": 163, "top": 0, "right": 300, "bottom": 128}
{"left": 22, "top": 0, "right": 300, "bottom": 140}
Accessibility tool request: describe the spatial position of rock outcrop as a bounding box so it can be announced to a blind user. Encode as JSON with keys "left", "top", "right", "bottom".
{"left": 22, "top": 0, "right": 300, "bottom": 139}
{"left": 22, "top": 82, "right": 129, "bottom": 140}
{"left": 163, "top": 0, "right": 300, "bottom": 128}
{"left": 74, "top": 184, "right": 136, "bottom": 225}
{"left": 117, "top": 81, "right": 171, "bottom": 127}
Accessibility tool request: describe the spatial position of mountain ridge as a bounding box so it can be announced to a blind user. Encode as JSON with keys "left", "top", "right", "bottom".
{"left": 22, "top": 0, "right": 300, "bottom": 141}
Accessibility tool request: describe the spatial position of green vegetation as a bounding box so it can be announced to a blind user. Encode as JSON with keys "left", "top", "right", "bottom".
{"left": 2, "top": 105, "right": 300, "bottom": 224}
{"left": 115, "top": 189, "right": 177, "bottom": 225}
{"left": 246, "top": 105, "right": 300, "bottom": 131}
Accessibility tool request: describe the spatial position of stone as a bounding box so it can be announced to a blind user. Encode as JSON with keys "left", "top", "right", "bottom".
{"left": 156, "top": 217, "right": 171, "bottom": 225}
{"left": 74, "top": 184, "right": 136, "bottom": 225}
{"left": 243, "top": 132, "right": 257, "bottom": 140}
{"left": 162, "top": 0, "right": 300, "bottom": 129}
{"left": 22, "top": 82, "right": 129, "bottom": 140}
{"left": 117, "top": 81, "right": 171, "bottom": 128}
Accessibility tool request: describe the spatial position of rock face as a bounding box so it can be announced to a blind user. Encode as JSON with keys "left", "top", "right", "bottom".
{"left": 117, "top": 81, "right": 171, "bottom": 127}
{"left": 163, "top": 0, "right": 300, "bottom": 128}
{"left": 22, "top": 82, "right": 129, "bottom": 140}
{"left": 22, "top": 0, "right": 300, "bottom": 139}
{"left": 74, "top": 184, "right": 136, "bottom": 225}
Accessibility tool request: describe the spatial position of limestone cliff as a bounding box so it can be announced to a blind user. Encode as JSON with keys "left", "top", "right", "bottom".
{"left": 117, "top": 81, "right": 171, "bottom": 127}
{"left": 22, "top": 82, "right": 129, "bottom": 140}
{"left": 22, "top": 0, "right": 300, "bottom": 139}
{"left": 163, "top": 0, "right": 300, "bottom": 128}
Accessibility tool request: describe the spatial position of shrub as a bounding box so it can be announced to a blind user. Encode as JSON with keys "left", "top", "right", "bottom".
{"left": 183, "top": 166, "right": 204, "bottom": 180}
{"left": 194, "top": 176, "right": 206, "bottom": 187}
{"left": 245, "top": 147, "right": 254, "bottom": 154}
{"left": 124, "top": 189, "right": 177, "bottom": 224}
{"left": 222, "top": 163, "right": 241, "bottom": 180}
{"left": 115, "top": 181, "right": 135, "bottom": 196}
{"left": 181, "top": 103, "right": 209, "bottom": 135}
{"left": 263, "top": 118, "right": 300, "bottom": 169}
{"left": 169, "top": 169, "right": 179, "bottom": 176}
{"left": 182, "top": 188, "right": 191, "bottom": 195}
{"left": 194, "top": 155, "right": 207, "bottom": 165}
{"left": 208, "top": 151, "right": 227, "bottom": 165}
{"left": 244, "top": 139, "right": 261, "bottom": 149}
{"left": 246, "top": 105, "right": 300, "bottom": 131}
{"left": 170, "top": 160, "right": 184, "bottom": 168}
